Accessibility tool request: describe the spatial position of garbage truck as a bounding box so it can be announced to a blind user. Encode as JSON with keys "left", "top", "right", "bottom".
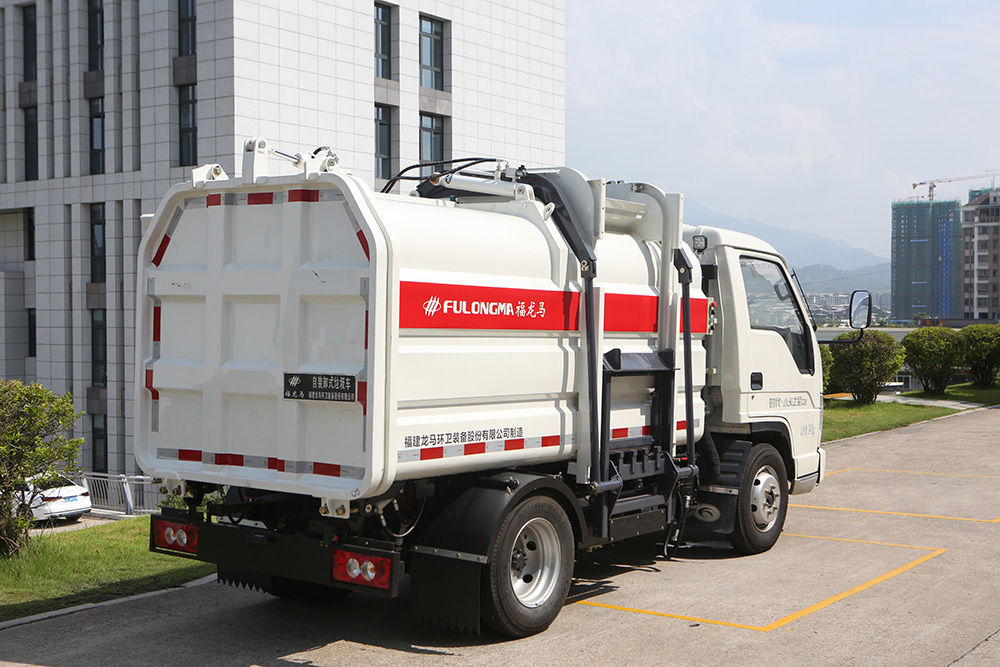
{"left": 137, "top": 137, "right": 870, "bottom": 636}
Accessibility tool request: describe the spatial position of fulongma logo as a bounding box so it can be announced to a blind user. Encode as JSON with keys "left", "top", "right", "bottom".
{"left": 423, "top": 296, "right": 442, "bottom": 317}
{"left": 288, "top": 375, "right": 302, "bottom": 387}
{"left": 422, "top": 296, "right": 517, "bottom": 318}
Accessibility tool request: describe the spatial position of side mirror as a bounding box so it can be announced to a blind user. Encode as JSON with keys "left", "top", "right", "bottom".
{"left": 850, "top": 290, "right": 871, "bottom": 330}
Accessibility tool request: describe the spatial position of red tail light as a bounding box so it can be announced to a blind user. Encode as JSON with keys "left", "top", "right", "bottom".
{"left": 41, "top": 496, "right": 60, "bottom": 502}
{"left": 152, "top": 518, "right": 199, "bottom": 555}
{"left": 81, "top": 492, "right": 90, "bottom": 497}
{"left": 332, "top": 549, "right": 392, "bottom": 590}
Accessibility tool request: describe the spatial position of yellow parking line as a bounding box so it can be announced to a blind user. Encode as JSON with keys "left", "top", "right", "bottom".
{"left": 575, "top": 534, "right": 947, "bottom": 632}
{"left": 797, "top": 468, "right": 1000, "bottom": 521}
{"left": 790, "top": 504, "right": 1000, "bottom": 523}
{"left": 831, "top": 467, "right": 1000, "bottom": 480}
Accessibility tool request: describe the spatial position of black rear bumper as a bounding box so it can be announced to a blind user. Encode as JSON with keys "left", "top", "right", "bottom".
{"left": 149, "top": 513, "right": 402, "bottom": 597}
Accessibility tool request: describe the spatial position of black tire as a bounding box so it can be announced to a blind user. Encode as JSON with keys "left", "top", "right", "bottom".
{"left": 728, "top": 443, "right": 788, "bottom": 555}
{"left": 482, "top": 495, "right": 574, "bottom": 637}
{"left": 270, "top": 576, "right": 351, "bottom": 603}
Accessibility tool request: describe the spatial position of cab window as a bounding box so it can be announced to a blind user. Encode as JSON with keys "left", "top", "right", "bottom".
{"left": 740, "top": 256, "right": 813, "bottom": 374}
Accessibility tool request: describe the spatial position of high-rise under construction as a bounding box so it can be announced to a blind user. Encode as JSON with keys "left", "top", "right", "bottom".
{"left": 891, "top": 200, "right": 962, "bottom": 321}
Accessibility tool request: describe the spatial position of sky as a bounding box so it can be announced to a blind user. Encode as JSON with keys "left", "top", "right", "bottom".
{"left": 565, "top": 0, "right": 1000, "bottom": 259}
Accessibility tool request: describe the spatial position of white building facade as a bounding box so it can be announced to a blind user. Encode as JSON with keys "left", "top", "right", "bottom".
{"left": 0, "top": 0, "right": 566, "bottom": 474}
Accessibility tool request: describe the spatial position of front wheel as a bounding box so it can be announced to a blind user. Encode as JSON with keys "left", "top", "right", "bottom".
{"left": 482, "top": 495, "right": 574, "bottom": 637}
{"left": 728, "top": 443, "right": 788, "bottom": 555}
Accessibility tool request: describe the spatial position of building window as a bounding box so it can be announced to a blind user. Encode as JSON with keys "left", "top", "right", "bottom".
{"left": 23, "top": 5, "right": 37, "bottom": 82}
{"left": 179, "top": 85, "right": 197, "bottom": 166}
{"left": 27, "top": 309, "right": 36, "bottom": 358}
{"left": 24, "top": 107, "right": 38, "bottom": 181}
{"left": 24, "top": 209, "right": 35, "bottom": 261}
{"left": 92, "top": 415, "right": 108, "bottom": 473}
{"left": 91, "top": 204, "right": 106, "bottom": 283}
{"left": 419, "top": 16, "right": 444, "bottom": 90}
{"left": 88, "top": 0, "right": 104, "bottom": 72}
{"left": 375, "top": 104, "right": 392, "bottom": 180}
{"left": 90, "top": 98, "right": 105, "bottom": 175}
{"left": 178, "top": 0, "right": 197, "bottom": 56}
{"left": 419, "top": 113, "right": 444, "bottom": 176}
{"left": 92, "top": 309, "right": 107, "bottom": 388}
{"left": 375, "top": 3, "right": 391, "bottom": 79}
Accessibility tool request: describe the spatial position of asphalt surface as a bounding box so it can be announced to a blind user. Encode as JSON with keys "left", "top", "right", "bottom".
{"left": 2, "top": 407, "right": 1000, "bottom": 666}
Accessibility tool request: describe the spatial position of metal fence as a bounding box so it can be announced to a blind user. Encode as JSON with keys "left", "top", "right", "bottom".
{"left": 80, "top": 473, "right": 166, "bottom": 514}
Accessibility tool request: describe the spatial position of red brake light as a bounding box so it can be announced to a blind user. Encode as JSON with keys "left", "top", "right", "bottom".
{"left": 152, "top": 518, "right": 199, "bottom": 555}
{"left": 80, "top": 492, "right": 90, "bottom": 497}
{"left": 332, "top": 549, "right": 392, "bottom": 590}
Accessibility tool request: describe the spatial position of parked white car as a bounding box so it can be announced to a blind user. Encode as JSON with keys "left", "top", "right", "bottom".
{"left": 23, "top": 475, "right": 92, "bottom": 522}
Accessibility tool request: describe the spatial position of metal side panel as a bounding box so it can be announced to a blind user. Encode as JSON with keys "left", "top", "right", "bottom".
{"left": 135, "top": 173, "right": 388, "bottom": 504}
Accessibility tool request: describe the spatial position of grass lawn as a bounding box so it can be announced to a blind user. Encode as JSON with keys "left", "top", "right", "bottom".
{"left": 0, "top": 515, "right": 214, "bottom": 623}
{"left": 822, "top": 399, "right": 958, "bottom": 442}
{"left": 902, "top": 381, "right": 1000, "bottom": 406}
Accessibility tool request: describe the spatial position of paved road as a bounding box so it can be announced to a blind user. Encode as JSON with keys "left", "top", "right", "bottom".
{"left": 2, "top": 408, "right": 999, "bottom": 666}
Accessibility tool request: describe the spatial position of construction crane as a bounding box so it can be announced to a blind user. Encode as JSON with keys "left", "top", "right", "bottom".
{"left": 912, "top": 171, "right": 1000, "bottom": 201}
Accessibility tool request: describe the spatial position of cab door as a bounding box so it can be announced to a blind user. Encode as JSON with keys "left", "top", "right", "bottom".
{"left": 717, "top": 248, "right": 823, "bottom": 480}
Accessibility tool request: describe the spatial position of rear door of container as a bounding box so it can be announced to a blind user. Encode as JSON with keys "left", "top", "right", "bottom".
{"left": 135, "top": 175, "right": 384, "bottom": 507}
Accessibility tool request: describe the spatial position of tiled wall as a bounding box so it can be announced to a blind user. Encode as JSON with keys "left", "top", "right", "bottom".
{"left": 0, "top": 0, "right": 565, "bottom": 474}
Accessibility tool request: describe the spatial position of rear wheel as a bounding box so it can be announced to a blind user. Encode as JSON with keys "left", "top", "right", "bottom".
{"left": 482, "top": 495, "right": 574, "bottom": 637}
{"left": 728, "top": 443, "right": 787, "bottom": 555}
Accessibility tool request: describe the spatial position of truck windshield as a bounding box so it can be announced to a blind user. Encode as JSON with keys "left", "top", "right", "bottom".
{"left": 740, "top": 256, "right": 813, "bottom": 374}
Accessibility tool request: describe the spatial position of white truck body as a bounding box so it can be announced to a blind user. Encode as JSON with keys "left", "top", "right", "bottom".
{"left": 139, "top": 141, "right": 851, "bottom": 636}
{"left": 136, "top": 158, "right": 716, "bottom": 515}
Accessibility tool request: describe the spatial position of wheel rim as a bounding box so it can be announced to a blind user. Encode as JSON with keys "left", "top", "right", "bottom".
{"left": 509, "top": 517, "right": 561, "bottom": 608}
{"left": 749, "top": 465, "right": 781, "bottom": 531}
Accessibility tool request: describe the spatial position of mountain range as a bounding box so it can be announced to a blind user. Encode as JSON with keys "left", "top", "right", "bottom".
{"left": 684, "top": 199, "right": 891, "bottom": 294}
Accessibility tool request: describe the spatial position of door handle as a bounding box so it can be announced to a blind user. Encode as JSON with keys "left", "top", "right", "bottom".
{"left": 751, "top": 372, "right": 763, "bottom": 390}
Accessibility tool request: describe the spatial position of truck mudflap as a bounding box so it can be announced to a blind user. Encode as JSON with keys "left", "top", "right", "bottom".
{"left": 408, "top": 471, "right": 585, "bottom": 634}
{"left": 689, "top": 438, "right": 751, "bottom": 534}
{"left": 149, "top": 512, "right": 403, "bottom": 597}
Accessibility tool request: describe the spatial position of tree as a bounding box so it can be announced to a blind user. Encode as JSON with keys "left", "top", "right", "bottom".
{"left": 901, "top": 327, "right": 963, "bottom": 395}
{"left": 829, "top": 330, "right": 905, "bottom": 405}
{"left": 0, "top": 380, "right": 83, "bottom": 557}
{"left": 958, "top": 324, "right": 1000, "bottom": 387}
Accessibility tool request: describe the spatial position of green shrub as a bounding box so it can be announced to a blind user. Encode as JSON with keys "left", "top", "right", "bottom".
{"left": 901, "top": 327, "right": 963, "bottom": 395}
{"left": 829, "top": 330, "right": 905, "bottom": 405}
{"left": 0, "top": 381, "right": 83, "bottom": 557}
{"left": 958, "top": 324, "right": 1000, "bottom": 387}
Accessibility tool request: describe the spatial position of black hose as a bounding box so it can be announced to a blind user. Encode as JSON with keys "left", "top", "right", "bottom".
{"left": 696, "top": 432, "right": 722, "bottom": 484}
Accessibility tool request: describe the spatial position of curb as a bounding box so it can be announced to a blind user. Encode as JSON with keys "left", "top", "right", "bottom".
{"left": 0, "top": 574, "right": 217, "bottom": 633}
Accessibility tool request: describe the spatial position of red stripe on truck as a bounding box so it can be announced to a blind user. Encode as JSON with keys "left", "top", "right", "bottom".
{"left": 288, "top": 189, "right": 320, "bottom": 203}
{"left": 152, "top": 307, "right": 161, "bottom": 342}
{"left": 465, "top": 442, "right": 486, "bottom": 455}
{"left": 605, "top": 293, "right": 658, "bottom": 332}
{"left": 144, "top": 369, "right": 159, "bottom": 401}
{"left": 247, "top": 192, "right": 274, "bottom": 205}
{"left": 267, "top": 457, "right": 285, "bottom": 472}
{"left": 399, "top": 282, "right": 582, "bottom": 331}
{"left": 207, "top": 194, "right": 222, "bottom": 207}
{"left": 313, "top": 462, "right": 342, "bottom": 477}
{"left": 178, "top": 449, "right": 201, "bottom": 462}
{"left": 151, "top": 235, "right": 171, "bottom": 267}
{"left": 396, "top": 281, "right": 707, "bottom": 333}
{"left": 420, "top": 447, "right": 444, "bottom": 461}
{"left": 215, "top": 453, "right": 244, "bottom": 466}
{"left": 542, "top": 435, "right": 561, "bottom": 447}
{"left": 356, "top": 230, "right": 370, "bottom": 259}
